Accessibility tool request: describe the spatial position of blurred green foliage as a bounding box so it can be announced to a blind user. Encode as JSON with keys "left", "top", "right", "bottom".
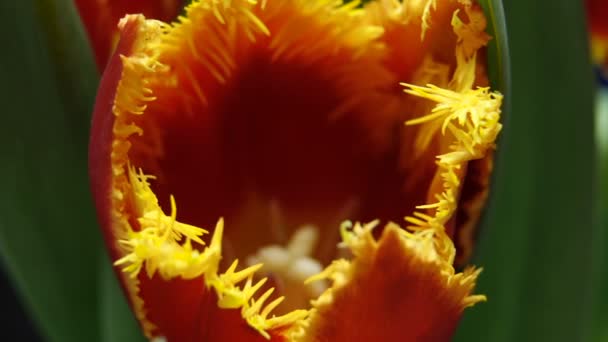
{"left": 0, "top": 1, "right": 100, "bottom": 341}
{"left": 0, "top": 1, "right": 143, "bottom": 341}
{"left": 456, "top": 1, "right": 598, "bottom": 341}
{"left": 596, "top": 87, "right": 608, "bottom": 341}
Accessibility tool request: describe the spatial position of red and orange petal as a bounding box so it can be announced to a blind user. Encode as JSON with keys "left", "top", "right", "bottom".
{"left": 302, "top": 223, "right": 484, "bottom": 341}
{"left": 586, "top": 0, "right": 608, "bottom": 68}
{"left": 89, "top": 1, "right": 501, "bottom": 341}
{"left": 74, "top": 0, "right": 183, "bottom": 70}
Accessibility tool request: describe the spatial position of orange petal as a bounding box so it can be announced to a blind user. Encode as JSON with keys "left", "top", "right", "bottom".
{"left": 586, "top": 0, "right": 608, "bottom": 69}
{"left": 301, "top": 223, "right": 484, "bottom": 342}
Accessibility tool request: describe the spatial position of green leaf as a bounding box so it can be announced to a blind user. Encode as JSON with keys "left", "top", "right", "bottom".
{"left": 476, "top": 0, "right": 509, "bottom": 94}
{"left": 99, "top": 254, "right": 146, "bottom": 342}
{"left": 0, "top": 1, "right": 107, "bottom": 341}
{"left": 456, "top": 1, "right": 597, "bottom": 341}
{"left": 595, "top": 86, "right": 608, "bottom": 341}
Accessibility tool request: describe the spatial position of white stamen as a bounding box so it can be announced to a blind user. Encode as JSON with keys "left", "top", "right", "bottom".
{"left": 256, "top": 245, "right": 290, "bottom": 270}
{"left": 245, "top": 225, "right": 328, "bottom": 311}
{"left": 287, "top": 257, "right": 325, "bottom": 297}
{"left": 287, "top": 225, "right": 318, "bottom": 257}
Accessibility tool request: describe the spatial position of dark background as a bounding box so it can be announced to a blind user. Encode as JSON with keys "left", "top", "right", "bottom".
{"left": 1, "top": 265, "right": 43, "bottom": 341}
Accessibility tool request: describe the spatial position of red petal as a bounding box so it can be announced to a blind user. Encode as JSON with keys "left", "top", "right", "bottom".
{"left": 587, "top": 0, "right": 608, "bottom": 37}
{"left": 302, "top": 224, "right": 483, "bottom": 342}
{"left": 89, "top": 15, "right": 209, "bottom": 339}
{"left": 89, "top": 15, "right": 139, "bottom": 262}
{"left": 89, "top": 16, "right": 293, "bottom": 340}
{"left": 74, "top": 0, "right": 182, "bottom": 70}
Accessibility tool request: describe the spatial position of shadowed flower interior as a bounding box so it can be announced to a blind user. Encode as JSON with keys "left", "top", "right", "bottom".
{"left": 88, "top": 0, "right": 502, "bottom": 341}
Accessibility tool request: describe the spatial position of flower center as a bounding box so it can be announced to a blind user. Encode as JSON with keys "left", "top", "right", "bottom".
{"left": 113, "top": 2, "right": 497, "bottom": 324}
{"left": 245, "top": 225, "right": 327, "bottom": 313}
{"left": 122, "top": 4, "right": 442, "bottom": 312}
{"left": 129, "top": 51, "right": 425, "bottom": 305}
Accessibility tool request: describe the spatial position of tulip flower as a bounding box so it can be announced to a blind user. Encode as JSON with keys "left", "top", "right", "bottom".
{"left": 88, "top": 0, "right": 503, "bottom": 340}
{"left": 2, "top": 0, "right": 600, "bottom": 342}
{"left": 74, "top": 0, "right": 183, "bottom": 70}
